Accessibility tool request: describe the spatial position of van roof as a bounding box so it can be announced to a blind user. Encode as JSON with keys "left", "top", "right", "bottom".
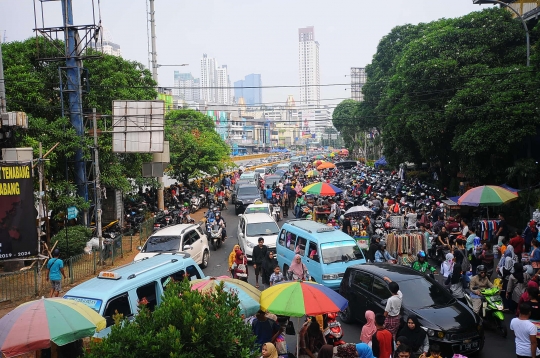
{"left": 149, "top": 223, "right": 198, "bottom": 237}
{"left": 283, "top": 220, "right": 353, "bottom": 243}
{"left": 64, "top": 254, "right": 194, "bottom": 301}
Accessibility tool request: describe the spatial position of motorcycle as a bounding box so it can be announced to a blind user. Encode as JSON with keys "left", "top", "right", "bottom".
{"left": 466, "top": 286, "right": 506, "bottom": 337}
{"left": 272, "top": 203, "right": 282, "bottom": 222}
{"left": 206, "top": 218, "right": 223, "bottom": 251}
{"left": 190, "top": 195, "right": 201, "bottom": 213}
{"left": 217, "top": 196, "right": 226, "bottom": 211}
{"left": 324, "top": 313, "right": 345, "bottom": 346}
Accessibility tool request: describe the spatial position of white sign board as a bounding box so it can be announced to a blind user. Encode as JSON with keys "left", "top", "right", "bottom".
{"left": 112, "top": 100, "right": 164, "bottom": 153}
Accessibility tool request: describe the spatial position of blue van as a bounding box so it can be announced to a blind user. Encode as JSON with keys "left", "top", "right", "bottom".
{"left": 63, "top": 253, "right": 204, "bottom": 338}
{"left": 276, "top": 220, "right": 366, "bottom": 290}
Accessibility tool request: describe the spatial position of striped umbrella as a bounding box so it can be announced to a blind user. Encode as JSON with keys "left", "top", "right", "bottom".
{"left": 260, "top": 280, "right": 348, "bottom": 317}
{"left": 190, "top": 276, "right": 261, "bottom": 316}
{"left": 0, "top": 298, "right": 106, "bottom": 358}
{"left": 457, "top": 185, "right": 519, "bottom": 206}
{"left": 302, "top": 182, "right": 343, "bottom": 196}
{"left": 306, "top": 170, "right": 320, "bottom": 177}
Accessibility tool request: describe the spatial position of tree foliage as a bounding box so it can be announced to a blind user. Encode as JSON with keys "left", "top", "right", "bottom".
{"left": 85, "top": 279, "right": 258, "bottom": 358}
{"left": 165, "top": 109, "right": 231, "bottom": 185}
{"left": 349, "top": 8, "right": 540, "bottom": 186}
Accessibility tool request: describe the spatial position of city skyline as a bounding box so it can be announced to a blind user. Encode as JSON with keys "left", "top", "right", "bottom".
{"left": 298, "top": 26, "right": 320, "bottom": 107}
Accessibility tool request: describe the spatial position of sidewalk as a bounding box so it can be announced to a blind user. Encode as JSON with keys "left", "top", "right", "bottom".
{"left": 0, "top": 210, "right": 207, "bottom": 319}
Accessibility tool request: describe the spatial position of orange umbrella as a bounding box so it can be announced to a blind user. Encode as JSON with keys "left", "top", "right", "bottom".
{"left": 317, "top": 162, "right": 336, "bottom": 170}
{"left": 313, "top": 160, "right": 325, "bottom": 167}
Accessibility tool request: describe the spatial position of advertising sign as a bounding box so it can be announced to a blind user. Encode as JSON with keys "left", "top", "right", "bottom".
{"left": 0, "top": 163, "right": 37, "bottom": 259}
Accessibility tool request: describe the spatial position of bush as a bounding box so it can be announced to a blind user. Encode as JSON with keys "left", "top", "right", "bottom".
{"left": 51, "top": 225, "right": 92, "bottom": 258}
{"left": 85, "top": 280, "right": 258, "bottom": 358}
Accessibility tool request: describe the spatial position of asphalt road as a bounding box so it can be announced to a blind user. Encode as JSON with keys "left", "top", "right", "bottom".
{"left": 201, "top": 206, "right": 516, "bottom": 357}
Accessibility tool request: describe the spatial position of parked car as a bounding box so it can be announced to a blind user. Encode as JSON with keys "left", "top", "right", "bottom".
{"left": 135, "top": 224, "right": 210, "bottom": 268}
{"left": 339, "top": 264, "right": 484, "bottom": 357}
{"left": 237, "top": 213, "right": 279, "bottom": 261}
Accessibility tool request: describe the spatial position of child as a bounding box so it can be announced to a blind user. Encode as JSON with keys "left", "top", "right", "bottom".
{"left": 269, "top": 266, "right": 284, "bottom": 286}
{"left": 420, "top": 344, "right": 441, "bottom": 358}
{"left": 383, "top": 278, "right": 402, "bottom": 340}
{"left": 371, "top": 313, "right": 394, "bottom": 358}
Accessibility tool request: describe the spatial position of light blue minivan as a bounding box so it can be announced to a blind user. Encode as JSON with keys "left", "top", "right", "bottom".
{"left": 276, "top": 220, "right": 366, "bottom": 290}
{"left": 63, "top": 253, "right": 204, "bottom": 337}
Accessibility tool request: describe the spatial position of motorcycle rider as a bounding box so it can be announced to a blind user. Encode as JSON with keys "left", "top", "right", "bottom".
{"left": 412, "top": 251, "right": 436, "bottom": 274}
{"left": 215, "top": 212, "right": 227, "bottom": 242}
{"left": 469, "top": 265, "right": 494, "bottom": 315}
{"left": 375, "top": 243, "right": 396, "bottom": 263}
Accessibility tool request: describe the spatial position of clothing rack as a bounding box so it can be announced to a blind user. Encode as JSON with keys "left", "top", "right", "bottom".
{"left": 385, "top": 232, "right": 426, "bottom": 257}
{"left": 472, "top": 219, "right": 500, "bottom": 242}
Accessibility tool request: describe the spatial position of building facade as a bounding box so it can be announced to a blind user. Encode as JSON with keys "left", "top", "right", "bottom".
{"left": 173, "top": 72, "right": 200, "bottom": 102}
{"left": 92, "top": 40, "right": 121, "bottom": 57}
{"left": 200, "top": 54, "right": 217, "bottom": 103}
{"left": 298, "top": 26, "right": 320, "bottom": 106}
{"left": 234, "top": 74, "right": 262, "bottom": 106}
{"left": 216, "top": 65, "right": 232, "bottom": 105}
{"left": 350, "top": 67, "right": 367, "bottom": 102}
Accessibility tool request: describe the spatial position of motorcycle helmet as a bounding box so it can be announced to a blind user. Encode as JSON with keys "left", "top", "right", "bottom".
{"left": 340, "top": 215, "right": 345, "bottom": 221}
{"left": 184, "top": 202, "right": 189, "bottom": 207}
{"left": 476, "top": 265, "right": 487, "bottom": 275}
{"left": 417, "top": 250, "right": 426, "bottom": 259}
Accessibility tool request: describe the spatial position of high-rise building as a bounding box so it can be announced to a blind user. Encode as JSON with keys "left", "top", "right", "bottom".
{"left": 200, "top": 54, "right": 217, "bottom": 103}
{"left": 298, "top": 26, "right": 320, "bottom": 106}
{"left": 350, "top": 67, "right": 367, "bottom": 101}
{"left": 234, "top": 74, "right": 262, "bottom": 106}
{"left": 216, "top": 65, "right": 232, "bottom": 105}
{"left": 173, "top": 72, "right": 200, "bottom": 102}
{"left": 92, "top": 40, "right": 121, "bottom": 57}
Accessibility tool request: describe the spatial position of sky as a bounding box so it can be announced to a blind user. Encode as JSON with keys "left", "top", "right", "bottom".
{"left": 0, "top": 0, "right": 492, "bottom": 107}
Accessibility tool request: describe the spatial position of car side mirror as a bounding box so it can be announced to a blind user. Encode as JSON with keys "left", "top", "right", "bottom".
{"left": 136, "top": 246, "right": 142, "bottom": 251}
{"left": 238, "top": 214, "right": 242, "bottom": 217}
{"left": 183, "top": 245, "right": 192, "bottom": 250}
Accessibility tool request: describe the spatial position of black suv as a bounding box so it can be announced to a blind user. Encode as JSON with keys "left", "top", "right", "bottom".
{"left": 335, "top": 160, "right": 358, "bottom": 170}
{"left": 339, "top": 264, "right": 484, "bottom": 357}
{"left": 232, "top": 184, "right": 262, "bottom": 215}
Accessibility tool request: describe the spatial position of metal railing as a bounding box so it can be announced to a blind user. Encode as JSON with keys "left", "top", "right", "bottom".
{"left": 0, "top": 218, "right": 155, "bottom": 303}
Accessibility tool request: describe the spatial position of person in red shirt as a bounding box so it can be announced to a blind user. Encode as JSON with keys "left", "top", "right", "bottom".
{"left": 445, "top": 217, "right": 460, "bottom": 233}
{"left": 371, "top": 313, "right": 394, "bottom": 358}
{"left": 509, "top": 231, "right": 525, "bottom": 262}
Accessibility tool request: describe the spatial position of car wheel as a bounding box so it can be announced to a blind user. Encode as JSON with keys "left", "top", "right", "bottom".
{"left": 200, "top": 250, "right": 209, "bottom": 269}
{"left": 339, "top": 305, "right": 354, "bottom": 323}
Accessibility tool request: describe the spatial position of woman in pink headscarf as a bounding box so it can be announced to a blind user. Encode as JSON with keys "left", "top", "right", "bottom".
{"left": 360, "top": 310, "right": 377, "bottom": 345}
{"left": 288, "top": 254, "right": 309, "bottom": 281}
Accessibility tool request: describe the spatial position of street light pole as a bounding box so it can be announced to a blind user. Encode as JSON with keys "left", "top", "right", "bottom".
{"left": 474, "top": 0, "right": 529, "bottom": 67}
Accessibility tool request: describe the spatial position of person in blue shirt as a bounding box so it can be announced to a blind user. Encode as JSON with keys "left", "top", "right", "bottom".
{"left": 265, "top": 185, "right": 273, "bottom": 201}
{"left": 46, "top": 249, "right": 66, "bottom": 297}
{"left": 375, "top": 243, "right": 396, "bottom": 263}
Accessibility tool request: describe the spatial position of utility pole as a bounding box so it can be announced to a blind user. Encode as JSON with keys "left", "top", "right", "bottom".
{"left": 149, "top": 0, "right": 164, "bottom": 211}
{"left": 38, "top": 143, "right": 43, "bottom": 255}
{"left": 0, "top": 36, "right": 6, "bottom": 114}
{"left": 92, "top": 108, "right": 103, "bottom": 258}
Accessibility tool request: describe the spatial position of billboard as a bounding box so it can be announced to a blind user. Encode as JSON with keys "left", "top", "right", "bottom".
{"left": 112, "top": 100, "right": 164, "bottom": 153}
{"left": 0, "top": 163, "right": 38, "bottom": 260}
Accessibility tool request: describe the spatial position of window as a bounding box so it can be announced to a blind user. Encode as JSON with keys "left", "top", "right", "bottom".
{"left": 372, "top": 278, "right": 392, "bottom": 299}
{"left": 161, "top": 270, "right": 186, "bottom": 288}
{"left": 279, "top": 229, "right": 287, "bottom": 247}
{"left": 136, "top": 282, "right": 158, "bottom": 312}
{"left": 296, "top": 236, "right": 307, "bottom": 256}
{"left": 104, "top": 293, "right": 132, "bottom": 327}
{"left": 352, "top": 272, "right": 373, "bottom": 291}
{"left": 308, "top": 241, "right": 319, "bottom": 262}
{"left": 185, "top": 265, "right": 202, "bottom": 281}
{"left": 287, "top": 232, "right": 297, "bottom": 251}
{"left": 183, "top": 232, "right": 195, "bottom": 249}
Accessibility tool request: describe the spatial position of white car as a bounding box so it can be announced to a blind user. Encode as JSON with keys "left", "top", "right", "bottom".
{"left": 237, "top": 213, "right": 279, "bottom": 261}
{"left": 135, "top": 223, "right": 210, "bottom": 268}
{"left": 244, "top": 202, "right": 272, "bottom": 215}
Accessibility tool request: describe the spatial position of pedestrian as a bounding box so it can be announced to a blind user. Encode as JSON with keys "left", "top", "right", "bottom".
{"left": 511, "top": 231, "right": 526, "bottom": 262}
{"left": 440, "top": 253, "right": 455, "bottom": 279}
{"left": 269, "top": 266, "right": 284, "bottom": 286}
{"left": 508, "top": 262, "right": 531, "bottom": 314}
{"left": 228, "top": 244, "right": 240, "bottom": 276}
{"left": 261, "top": 251, "right": 277, "bottom": 288}
{"left": 342, "top": 215, "right": 352, "bottom": 236}
{"left": 232, "top": 250, "right": 249, "bottom": 282}
{"left": 523, "top": 220, "right": 538, "bottom": 253}
{"left": 260, "top": 342, "right": 278, "bottom": 358}
{"left": 531, "top": 239, "right": 540, "bottom": 274}
{"left": 510, "top": 303, "right": 540, "bottom": 358}
{"left": 395, "top": 344, "right": 413, "bottom": 358}
{"left": 446, "top": 264, "right": 466, "bottom": 304}
{"left": 383, "top": 278, "right": 402, "bottom": 340}
{"left": 252, "top": 310, "right": 282, "bottom": 351}
{"left": 360, "top": 310, "right": 377, "bottom": 345}
{"left": 252, "top": 237, "right": 268, "bottom": 288}
{"left": 46, "top": 249, "right": 66, "bottom": 297}
{"left": 288, "top": 254, "right": 309, "bottom": 280}
{"left": 371, "top": 313, "right": 394, "bottom": 358}
{"left": 397, "top": 315, "right": 429, "bottom": 358}
{"left": 355, "top": 343, "right": 376, "bottom": 358}
{"left": 495, "top": 213, "right": 509, "bottom": 246}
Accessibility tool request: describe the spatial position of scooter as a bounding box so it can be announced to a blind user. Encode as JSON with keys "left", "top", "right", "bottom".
{"left": 466, "top": 286, "right": 506, "bottom": 338}
{"left": 190, "top": 195, "right": 201, "bottom": 213}
{"left": 324, "top": 312, "right": 345, "bottom": 346}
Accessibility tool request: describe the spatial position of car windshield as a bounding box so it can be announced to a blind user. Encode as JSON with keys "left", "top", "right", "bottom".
{"left": 240, "top": 173, "right": 256, "bottom": 180}
{"left": 244, "top": 206, "right": 271, "bottom": 215}
{"left": 246, "top": 222, "right": 279, "bottom": 236}
{"left": 320, "top": 241, "right": 365, "bottom": 264}
{"left": 64, "top": 296, "right": 103, "bottom": 313}
{"left": 399, "top": 278, "right": 455, "bottom": 308}
{"left": 143, "top": 236, "right": 181, "bottom": 252}
{"left": 238, "top": 186, "right": 260, "bottom": 196}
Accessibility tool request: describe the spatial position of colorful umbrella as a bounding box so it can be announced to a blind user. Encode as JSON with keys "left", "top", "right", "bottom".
{"left": 190, "top": 276, "right": 261, "bottom": 316}
{"left": 260, "top": 280, "right": 348, "bottom": 317}
{"left": 312, "top": 154, "right": 325, "bottom": 160}
{"left": 313, "top": 160, "right": 325, "bottom": 166}
{"left": 0, "top": 298, "right": 106, "bottom": 358}
{"left": 457, "top": 185, "right": 518, "bottom": 206}
{"left": 306, "top": 170, "right": 320, "bottom": 177}
{"left": 302, "top": 182, "right": 343, "bottom": 196}
{"left": 317, "top": 162, "right": 336, "bottom": 170}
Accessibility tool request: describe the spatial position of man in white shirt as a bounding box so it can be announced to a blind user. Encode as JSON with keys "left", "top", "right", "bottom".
{"left": 511, "top": 303, "right": 539, "bottom": 358}
{"left": 406, "top": 207, "right": 417, "bottom": 229}
{"left": 329, "top": 200, "right": 338, "bottom": 220}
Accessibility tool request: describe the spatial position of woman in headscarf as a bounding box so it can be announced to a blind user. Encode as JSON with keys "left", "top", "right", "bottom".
{"left": 289, "top": 254, "right": 309, "bottom": 280}
{"left": 355, "top": 343, "right": 376, "bottom": 358}
{"left": 317, "top": 345, "right": 334, "bottom": 358}
{"left": 447, "top": 264, "right": 466, "bottom": 304}
{"left": 260, "top": 342, "right": 278, "bottom": 358}
{"left": 262, "top": 251, "right": 278, "bottom": 287}
{"left": 507, "top": 262, "right": 531, "bottom": 313}
{"left": 498, "top": 244, "right": 516, "bottom": 310}
{"left": 440, "top": 253, "right": 454, "bottom": 279}
{"left": 228, "top": 244, "right": 241, "bottom": 275}
{"left": 232, "top": 250, "right": 249, "bottom": 281}
{"left": 360, "top": 310, "right": 377, "bottom": 344}
{"left": 397, "top": 315, "right": 429, "bottom": 357}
